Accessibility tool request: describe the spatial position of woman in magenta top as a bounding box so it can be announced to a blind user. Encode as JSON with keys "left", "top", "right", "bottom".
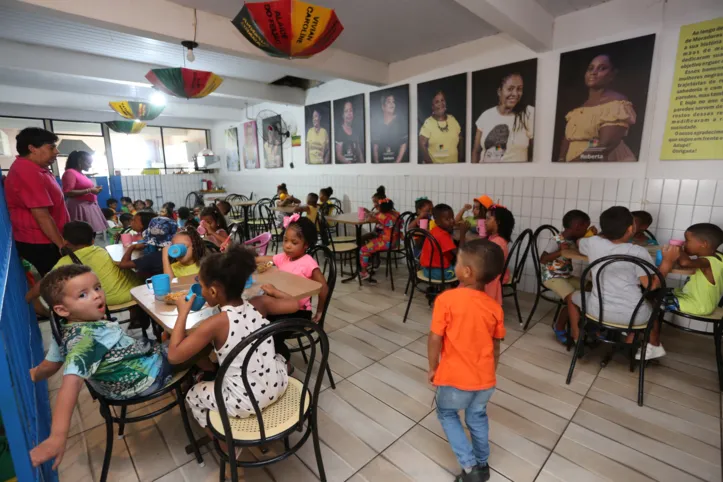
{"left": 61, "top": 150, "right": 107, "bottom": 234}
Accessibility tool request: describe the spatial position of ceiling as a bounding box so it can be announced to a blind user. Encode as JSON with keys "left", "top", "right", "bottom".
{"left": 0, "top": 3, "right": 325, "bottom": 84}
{"left": 168, "top": 0, "right": 499, "bottom": 63}
{"left": 536, "top": 0, "right": 612, "bottom": 16}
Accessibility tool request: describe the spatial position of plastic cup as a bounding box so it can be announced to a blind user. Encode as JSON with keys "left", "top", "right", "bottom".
{"left": 669, "top": 239, "right": 684, "bottom": 246}
{"left": 419, "top": 218, "right": 429, "bottom": 230}
{"left": 655, "top": 250, "right": 663, "bottom": 267}
{"left": 120, "top": 233, "right": 132, "bottom": 246}
{"left": 146, "top": 274, "right": 171, "bottom": 296}
{"left": 244, "top": 275, "right": 255, "bottom": 290}
{"left": 185, "top": 283, "right": 206, "bottom": 311}
{"left": 477, "top": 219, "right": 487, "bottom": 237}
{"left": 168, "top": 244, "right": 188, "bottom": 258}
{"left": 357, "top": 207, "right": 366, "bottom": 221}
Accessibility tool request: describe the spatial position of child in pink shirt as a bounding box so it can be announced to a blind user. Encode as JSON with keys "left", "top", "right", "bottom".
{"left": 482, "top": 205, "right": 515, "bottom": 304}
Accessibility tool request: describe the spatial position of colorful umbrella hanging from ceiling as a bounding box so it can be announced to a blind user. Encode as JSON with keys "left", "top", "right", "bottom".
{"left": 145, "top": 68, "right": 223, "bottom": 99}
{"left": 104, "top": 120, "right": 146, "bottom": 134}
{"left": 109, "top": 101, "right": 165, "bottom": 121}
{"left": 232, "top": 0, "right": 344, "bottom": 59}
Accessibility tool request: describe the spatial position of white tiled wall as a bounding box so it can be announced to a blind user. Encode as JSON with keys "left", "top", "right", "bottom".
{"left": 119, "top": 174, "right": 212, "bottom": 209}
{"left": 221, "top": 173, "right": 723, "bottom": 329}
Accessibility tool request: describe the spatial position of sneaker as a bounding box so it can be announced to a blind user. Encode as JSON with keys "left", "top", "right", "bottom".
{"left": 359, "top": 271, "right": 371, "bottom": 281}
{"left": 552, "top": 326, "right": 569, "bottom": 344}
{"left": 454, "top": 465, "right": 489, "bottom": 482}
{"left": 475, "top": 464, "right": 490, "bottom": 482}
{"left": 635, "top": 343, "right": 666, "bottom": 360}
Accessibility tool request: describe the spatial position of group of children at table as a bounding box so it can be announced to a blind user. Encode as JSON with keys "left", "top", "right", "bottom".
{"left": 26, "top": 181, "right": 723, "bottom": 482}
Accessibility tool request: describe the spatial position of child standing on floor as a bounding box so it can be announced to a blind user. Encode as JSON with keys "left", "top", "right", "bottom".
{"left": 166, "top": 246, "right": 301, "bottom": 447}
{"left": 420, "top": 204, "right": 465, "bottom": 281}
{"left": 359, "top": 196, "right": 401, "bottom": 280}
{"left": 29, "top": 265, "right": 171, "bottom": 469}
{"left": 665, "top": 223, "right": 723, "bottom": 316}
{"left": 540, "top": 210, "right": 593, "bottom": 344}
{"left": 482, "top": 205, "right": 515, "bottom": 304}
{"left": 162, "top": 227, "right": 207, "bottom": 278}
{"left": 428, "top": 239, "right": 506, "bottom": 482}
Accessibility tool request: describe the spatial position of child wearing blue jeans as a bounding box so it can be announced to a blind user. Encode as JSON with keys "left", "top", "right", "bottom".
{"left": 428, "top": 239, "right": 506, "bottom": 482}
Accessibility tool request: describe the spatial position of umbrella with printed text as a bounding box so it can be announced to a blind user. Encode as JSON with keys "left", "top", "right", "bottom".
{"left": 109, "top": 101, "right": 165, "bottom": 121}
{"left": 232, "top": 0, "right": 344, "bottom": 59}
{"left": 145, "top": 68, "right": 223, "bottom": 99}
{"left": 104, "top": 121, "right": 147, "bottom": 134}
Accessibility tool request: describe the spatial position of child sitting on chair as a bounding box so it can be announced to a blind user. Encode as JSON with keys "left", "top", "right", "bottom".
{"left": 294, "top": 192, "right": 320, "bottom": 225}
{"left": 420, "top": 204, "right": 466, "bottom": 281}
{"left": 358, "top": 196, "right": 401, "bottom": 281}
{"left": 631, "top": 210, "right": 658, "bottom": 246}
{"left": 567, "top": 206, "right": 678, "bottom": 360}
{"left": 28, "top": 265, "right": 172, "bottom": 469}
{"left": 200, "top": 206, "right": 229, "bottom": 247}
{"left": 455, "top": 194, "right": 494, "bottom": 234}
{"left": 665, "top": 223, "right": 723, "bottom": 316}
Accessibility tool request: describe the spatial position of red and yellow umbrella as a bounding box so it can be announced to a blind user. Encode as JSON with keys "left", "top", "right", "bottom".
{"left": 104, "top": 121, "right": 146, "bottom": 134}
{"left": 145, "top": 68, "right": 223, "bottom": 99}
{"left": 109, "top": 101, "right": 165, "bottom": 121}
{"left": 232, "top": 0, "right": 344, "bottom": 59}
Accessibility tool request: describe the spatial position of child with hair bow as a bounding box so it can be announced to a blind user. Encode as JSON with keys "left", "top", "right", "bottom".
{"left": 358, "top": 197, "right": 401, "bottom": 281}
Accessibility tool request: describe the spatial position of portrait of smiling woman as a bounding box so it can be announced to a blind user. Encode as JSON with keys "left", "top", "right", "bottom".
{"left": 552, "top": 34, "right": 656, "bottom": 163}
{"left": 417, "top": 73, "right": 466, "bottom": 164}
{"left": 471, "top": 59, "right": 537, "bottom": 163}
{"left": 370, "top": 85, "right": 409, "bottom": 164}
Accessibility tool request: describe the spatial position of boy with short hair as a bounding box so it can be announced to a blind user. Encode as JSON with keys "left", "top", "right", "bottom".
{"left": 540, "top": 209, "right": 593, "bottom": 344}
{"left": 567, "top": 206, "right": 678, "bottom": 359}
{"left": 28, "top": 265, "right": 170, "bottom": 469}
{"left": 428, "top": 239, "right": 505, "bottom": 482}
{"left": 420, "top": 203, "right": 467, "bottom": 281}
{"left": 145, "top": 199, "right": 154, "bottom": 210}
{"left": 666, "top": 223, "right": 723, "bottom": 316}
{"left": 120, "top": 197, "right": 133, "bottom": 213}
{"left": 631, "top": 210, "right": 658, "bottom": 246}
{"left": 106, "top": 197, "right": 119, "bottom": 212}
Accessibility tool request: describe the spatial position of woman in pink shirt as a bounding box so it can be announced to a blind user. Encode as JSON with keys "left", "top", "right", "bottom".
{"left": 61, "top": 151, "right": 107, "bottom": 234}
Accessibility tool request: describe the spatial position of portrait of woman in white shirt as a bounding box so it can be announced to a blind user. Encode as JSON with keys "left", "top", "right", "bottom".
{"left": 472, "top": 72, "right": 535, "bottom": 163}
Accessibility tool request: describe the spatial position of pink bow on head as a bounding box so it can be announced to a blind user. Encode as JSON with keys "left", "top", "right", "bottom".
{"left": 283, "top": 213, "right": 300, "bottom": 229}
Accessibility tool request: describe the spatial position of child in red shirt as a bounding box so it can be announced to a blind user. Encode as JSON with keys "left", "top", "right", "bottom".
{"left": 420, "top": 204, "right": 467, "bottom": 281}
{"left": 428, "top": 239, "right": 506, "bottom": 482}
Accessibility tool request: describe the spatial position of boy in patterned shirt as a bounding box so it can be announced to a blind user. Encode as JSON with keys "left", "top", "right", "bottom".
{"left": 539, "top": 210, "right": 593, "bottom": 344}
{"left": 28, "top": 265, "right": 171, "bottom": 469}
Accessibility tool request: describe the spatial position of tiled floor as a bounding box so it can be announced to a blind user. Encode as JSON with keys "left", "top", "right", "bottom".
{"left": 44, "top": 273, "right": 722, "bottom": 481}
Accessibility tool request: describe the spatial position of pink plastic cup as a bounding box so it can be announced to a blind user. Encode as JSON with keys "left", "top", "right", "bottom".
{"left": 477, "top": 219, "right": 487, "bottom": 237}
{"left": 132, "top": 234, "right": 142, "bottom": 243}
{"left": 669, "top": 239, "right": 684, "bottom": 247}
{"left": 120, "top": 233, "right": 132, "bottom": 246}
{"left": 419, "top": 219, "right": 429, "bottom": 230}
{"left": 357, "top": 207, "right": 366, "bottom": 221}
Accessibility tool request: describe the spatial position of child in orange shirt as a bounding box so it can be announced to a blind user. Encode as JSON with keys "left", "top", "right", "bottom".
{"left": 428, "top": 239, "right": 506, "bottom": 482}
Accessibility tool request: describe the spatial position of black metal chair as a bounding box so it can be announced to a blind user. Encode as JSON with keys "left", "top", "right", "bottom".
{"left": 402, "top": 228, "right": 458, "bottom": 323}
{"left": 317, "top": 212, "right": 358, "bottom": 279}
{"left": 207, "top": 319, "right": 329, "bottom": 482}
{"left": 524, "top": 225, "right": 567, "bottom": 331}
{"left": 322, "top": 204, "right": 355, "bottom": 244}
{"left": 283, "top": 245, "right": 337, "bottom": 389}
{"left": 565, "top": 255, "right": 666, "bottom": 406}
{"left": 249, "top": 199, "right": 273, "bottom": 238}
{"left": 644, "top": 229, "right": 658, "bottom": 244}
{"left": 329, "top": 197, "right": 343, "bottom": 211}
{"left": 376, "top": 212, "right": 408, "bottom": 291}
{"left": 185, "top": 191, "right": 204, "bottom": 209}
{"left": 661, "top": 294, "right": 723, "bottom": 390}
{"left": 48, "top": 312, "right": 204, "bottom": 482}
{"left": 501, "top": 229, "right": 533, "bottom": 325}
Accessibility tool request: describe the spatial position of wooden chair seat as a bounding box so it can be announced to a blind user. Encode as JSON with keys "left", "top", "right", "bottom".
{"left": 416, "top": 269, "right": 458, "bottom": 284}
{"left": 331, "top": 242, "right": 358, "bottom": 253}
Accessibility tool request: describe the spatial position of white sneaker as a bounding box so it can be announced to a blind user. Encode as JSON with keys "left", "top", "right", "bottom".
{"left": 635, "top": 343, "right": 666, "bottom": 360}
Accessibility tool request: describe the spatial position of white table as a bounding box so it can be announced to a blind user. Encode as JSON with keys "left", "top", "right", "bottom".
{"left": 105, "top": 244, "right": 142, "bottom": 264}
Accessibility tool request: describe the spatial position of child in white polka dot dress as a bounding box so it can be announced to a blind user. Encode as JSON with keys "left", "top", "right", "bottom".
{"left": 166, "top": 245, "right": 301, "bottom": 431}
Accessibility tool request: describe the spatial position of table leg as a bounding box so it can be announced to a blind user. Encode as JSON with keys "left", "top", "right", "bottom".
{"left": 341, "top": 225, "right": 363, "bottom": 284}
{"left": 242, "top": 205, "right": 251, "bottom": 241}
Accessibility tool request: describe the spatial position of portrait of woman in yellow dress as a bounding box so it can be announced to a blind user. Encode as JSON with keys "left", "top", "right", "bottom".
{"left": 417, "top": 73, "right": 466, "bottom": 164}
{"left": 552, "top": 35, "right": 656, "bottom": 163}
{"left": 305, "top": 102, "right": 331, "bottom": 165}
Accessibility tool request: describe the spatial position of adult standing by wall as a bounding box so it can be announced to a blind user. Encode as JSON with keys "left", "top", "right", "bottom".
{"left": 4, "top": 127, "right": 69, "bottom": 276}
{"left": 61, "top": 150, "right": 106, "bottom": 234}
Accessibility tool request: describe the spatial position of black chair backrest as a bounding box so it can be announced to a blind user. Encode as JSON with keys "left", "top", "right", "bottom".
{"left": 214, "top": 318, "right": 329, "bottom": 445}
{"left": 405, "top": 228, "right": 453, "bottom": 285}
{"left": 644, "top": 230, "right": 658, "bottom": 243}
{"left": 329, "top": 197, "right": 343, "bottom": 211}
{"left": 270, "top": 194, "right": 280, "bottom": 204}
{"left": 530, "top": 225, "right": 561, "bottom": 287}
{"left": 185, "top": 192, "right": 204, "bottom": 209}
{"left": 49, "top": 311, "right": 63, "bottom": 347}
{"left": 261, "top": 204, "right": 282, "bottom": 236}
{"left": 315, "top": 212, "right": 333, "bottom": 248}
{"left": 580, "top": 255, "right": 665, "bottom": 330}
{"left": 307, "top": 245, "right": 336, "bottom": 327}
{"left": 503, "top": 229, "right": 533, "bottom": 286}
{"left": 399, "top": 211, "right": 416, "bottom": 233}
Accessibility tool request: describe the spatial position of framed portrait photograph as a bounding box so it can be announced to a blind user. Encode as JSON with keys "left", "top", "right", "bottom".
{"left": 262, "top": 115, "right": 283, "bottom": 169}
{"left": 417, "top": 74, "right": 467, "bottom": 164}
{"left": 370, "top": 85, "right": 409, "bottom": 164}
{"left": 241, "top": 121, "right": 259, "bottom": 170}
{"left": 552, "top": 34, "right": 656, "bottom": 163}
{"left": 225, "top": 127, "right": 240, "bottom": 171}
{"left": 333, "top": 94, "right": 366, "bottom": 164}
{"left": 305, "top": 102, "right": 332, "bottom": 165}
{"left": 471, "top": 59, "right": 537, "bottom": 163}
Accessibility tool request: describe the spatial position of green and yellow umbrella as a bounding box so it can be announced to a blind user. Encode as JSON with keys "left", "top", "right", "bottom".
{"left": 104, "top": 120, "right": 146, "bottom": 134}
{"left": 109, "top": 101, "right": 165, "bottom": 121}
{"left": 232, "top": 0, "right": 344, "bottom": 59}
{"left": 145, "top": 68, "right": 223, "bottom": 99}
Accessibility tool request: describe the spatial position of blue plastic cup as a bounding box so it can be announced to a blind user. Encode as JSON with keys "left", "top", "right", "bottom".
{"left": 244, "top": 275, "right": 255, "bottom": 290}
{"left": 655, "top": 249, "right": 663, "bottom": 267}
{"left": 146, "top": 274, "right": 171, "bottom": 296}
{"left": 185, "top": 283, "right": 206, "bottom": 311}
{"left": 168, "top": 244, "right": 188, "bottom": 258}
